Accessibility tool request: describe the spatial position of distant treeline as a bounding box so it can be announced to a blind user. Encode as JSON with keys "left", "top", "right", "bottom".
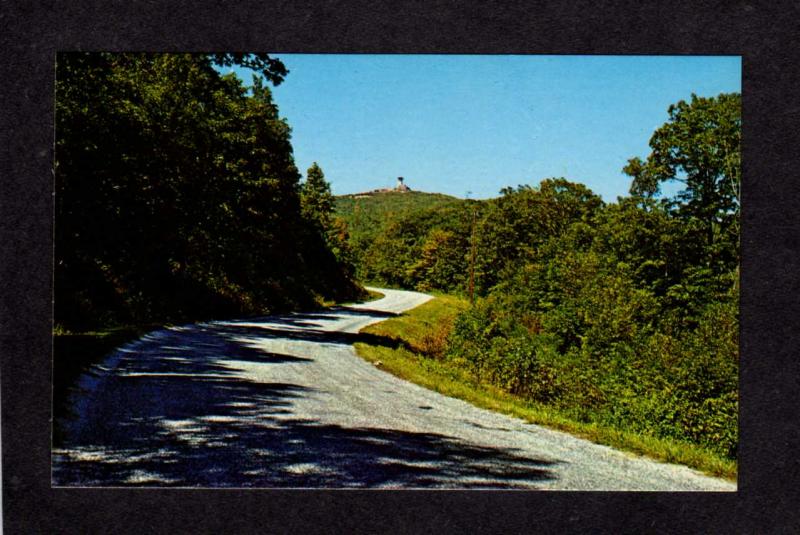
{"left": 337, "top": 93, "right": 740, "bottom": 459}
{"left": 334, "top": 191, "right": 461, "bottom": 285}
{"left": 56, "top": 53, "right": 363, "bottom": 330}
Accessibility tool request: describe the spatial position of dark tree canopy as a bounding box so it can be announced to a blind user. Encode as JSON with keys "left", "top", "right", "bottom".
{"left": 210, "top": 53, "right": 289, "bottom": 86}
{"left": 55, "top": 52, "right": 361, "bottom": 329}
{"left": 301, "top": 162, "right": 335, "bottom": 231}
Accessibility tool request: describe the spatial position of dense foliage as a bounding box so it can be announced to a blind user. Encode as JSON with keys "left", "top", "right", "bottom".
{"left": 341, "top": 93, "right": 740, "bottom": 459}
{"left": 334, "top": 191, "right": 461, "bottom": 284}
{"left": 301, "top": 162, "right": 357, "bottom": 277}
{"left": 56, "top": 53, "right": 362, "bottom": 330}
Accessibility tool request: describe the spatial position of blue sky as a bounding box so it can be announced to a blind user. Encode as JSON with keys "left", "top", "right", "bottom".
{"left": 228, "top": 55, "right": 741, "bottom": 201}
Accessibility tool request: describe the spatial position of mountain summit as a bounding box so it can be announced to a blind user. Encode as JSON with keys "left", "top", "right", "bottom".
{"left": 350, "top": 177, "right": 415, "bottom": 197}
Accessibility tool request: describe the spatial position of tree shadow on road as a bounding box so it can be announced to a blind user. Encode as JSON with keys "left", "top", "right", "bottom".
{"left": 330, "top": 305, "right": 399, "bottom": 318}
{"left": 215, "top": 310, "right": 413, "bottom": 352}
{"left": 228, "top": 305, "right": 397, "bottom": 330}
{"left": 55, "top": 392, "right": 560, "bottom": 488}
{"left": 54, "top": 307, "right": 558, "bottom": 488}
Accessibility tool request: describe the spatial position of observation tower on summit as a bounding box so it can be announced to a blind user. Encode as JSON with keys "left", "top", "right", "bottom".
{"left": 395, "top": 176, "right": 411, "bottom": 192}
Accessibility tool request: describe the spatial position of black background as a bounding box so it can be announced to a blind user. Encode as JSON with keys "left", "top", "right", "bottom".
{"left": 2, "top": 1, "right": 799, "bottom": 533}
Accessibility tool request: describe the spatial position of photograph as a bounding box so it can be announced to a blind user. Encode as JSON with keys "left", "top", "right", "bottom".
{"left": 51, "top": 53, "right": 740, "bottom": 491}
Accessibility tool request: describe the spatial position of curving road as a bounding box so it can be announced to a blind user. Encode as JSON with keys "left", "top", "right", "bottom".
{"left": 53, "top": 288, "right": 735, "bottom": 490}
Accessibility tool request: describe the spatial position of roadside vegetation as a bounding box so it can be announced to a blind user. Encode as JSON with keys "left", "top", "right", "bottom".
{"left": 347, "top": 93, "right": 740, "bottom": 471}
{"left": 356, "top": 295, "right": 736, "bottom": 479}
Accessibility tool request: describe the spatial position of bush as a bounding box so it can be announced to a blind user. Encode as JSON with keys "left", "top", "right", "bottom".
{"left": 442, "top": 237, "right": 738, "bottom": 459}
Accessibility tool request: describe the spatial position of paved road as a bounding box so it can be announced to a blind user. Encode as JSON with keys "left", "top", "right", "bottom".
{"left": 53, "top": 288, "right": 735, "bottom": 490}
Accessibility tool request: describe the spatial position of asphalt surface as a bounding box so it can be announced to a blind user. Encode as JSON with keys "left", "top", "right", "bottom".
{"left": 53, "top": 288, "right": 735, "bottom": 490}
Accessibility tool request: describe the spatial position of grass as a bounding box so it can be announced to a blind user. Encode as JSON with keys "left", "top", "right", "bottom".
{"left": 354, "top": 295, "right": 738, "bottom": 481}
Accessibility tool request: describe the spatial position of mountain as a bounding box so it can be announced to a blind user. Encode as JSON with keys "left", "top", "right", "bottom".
{"left": 335, "top": 190, "right": 460, "bottom": 231}
{"left": 334, "top": 190, "right": 466, "bottom": 285}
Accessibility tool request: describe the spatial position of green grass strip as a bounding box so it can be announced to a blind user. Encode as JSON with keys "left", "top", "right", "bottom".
{"left": 354, "top": 294, "right": 737, "bottom": 481}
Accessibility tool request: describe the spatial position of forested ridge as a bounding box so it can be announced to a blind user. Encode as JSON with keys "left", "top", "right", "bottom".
{"left": 338, "top": 93, "right": 740, "bottom": 460}
{"left": 55, "top": 53, "right": 363, "bottom": 331}
{"left": 334, "top": 191, "right": 463, "bottom": 286}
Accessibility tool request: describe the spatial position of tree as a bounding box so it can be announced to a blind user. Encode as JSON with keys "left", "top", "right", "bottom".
{"left": 623, "top": 93, "right": 741, "bottom": 250}
{"left": 55, "top": 53, "right": 361, "bottom": 329}
{"left": 474, "top": 179, "right": 603, "bottom": 294}
{"left": 301, "top": 162, "right": 335, "bottom": 232}
{"left": 590, "top": 197, "right": 689, "bottom": 297}
{"left": 408, "top": 228, "right": 466, "bottom": 291}
{"left": 210, "top": 53, "right": 288, "bottom": 86}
